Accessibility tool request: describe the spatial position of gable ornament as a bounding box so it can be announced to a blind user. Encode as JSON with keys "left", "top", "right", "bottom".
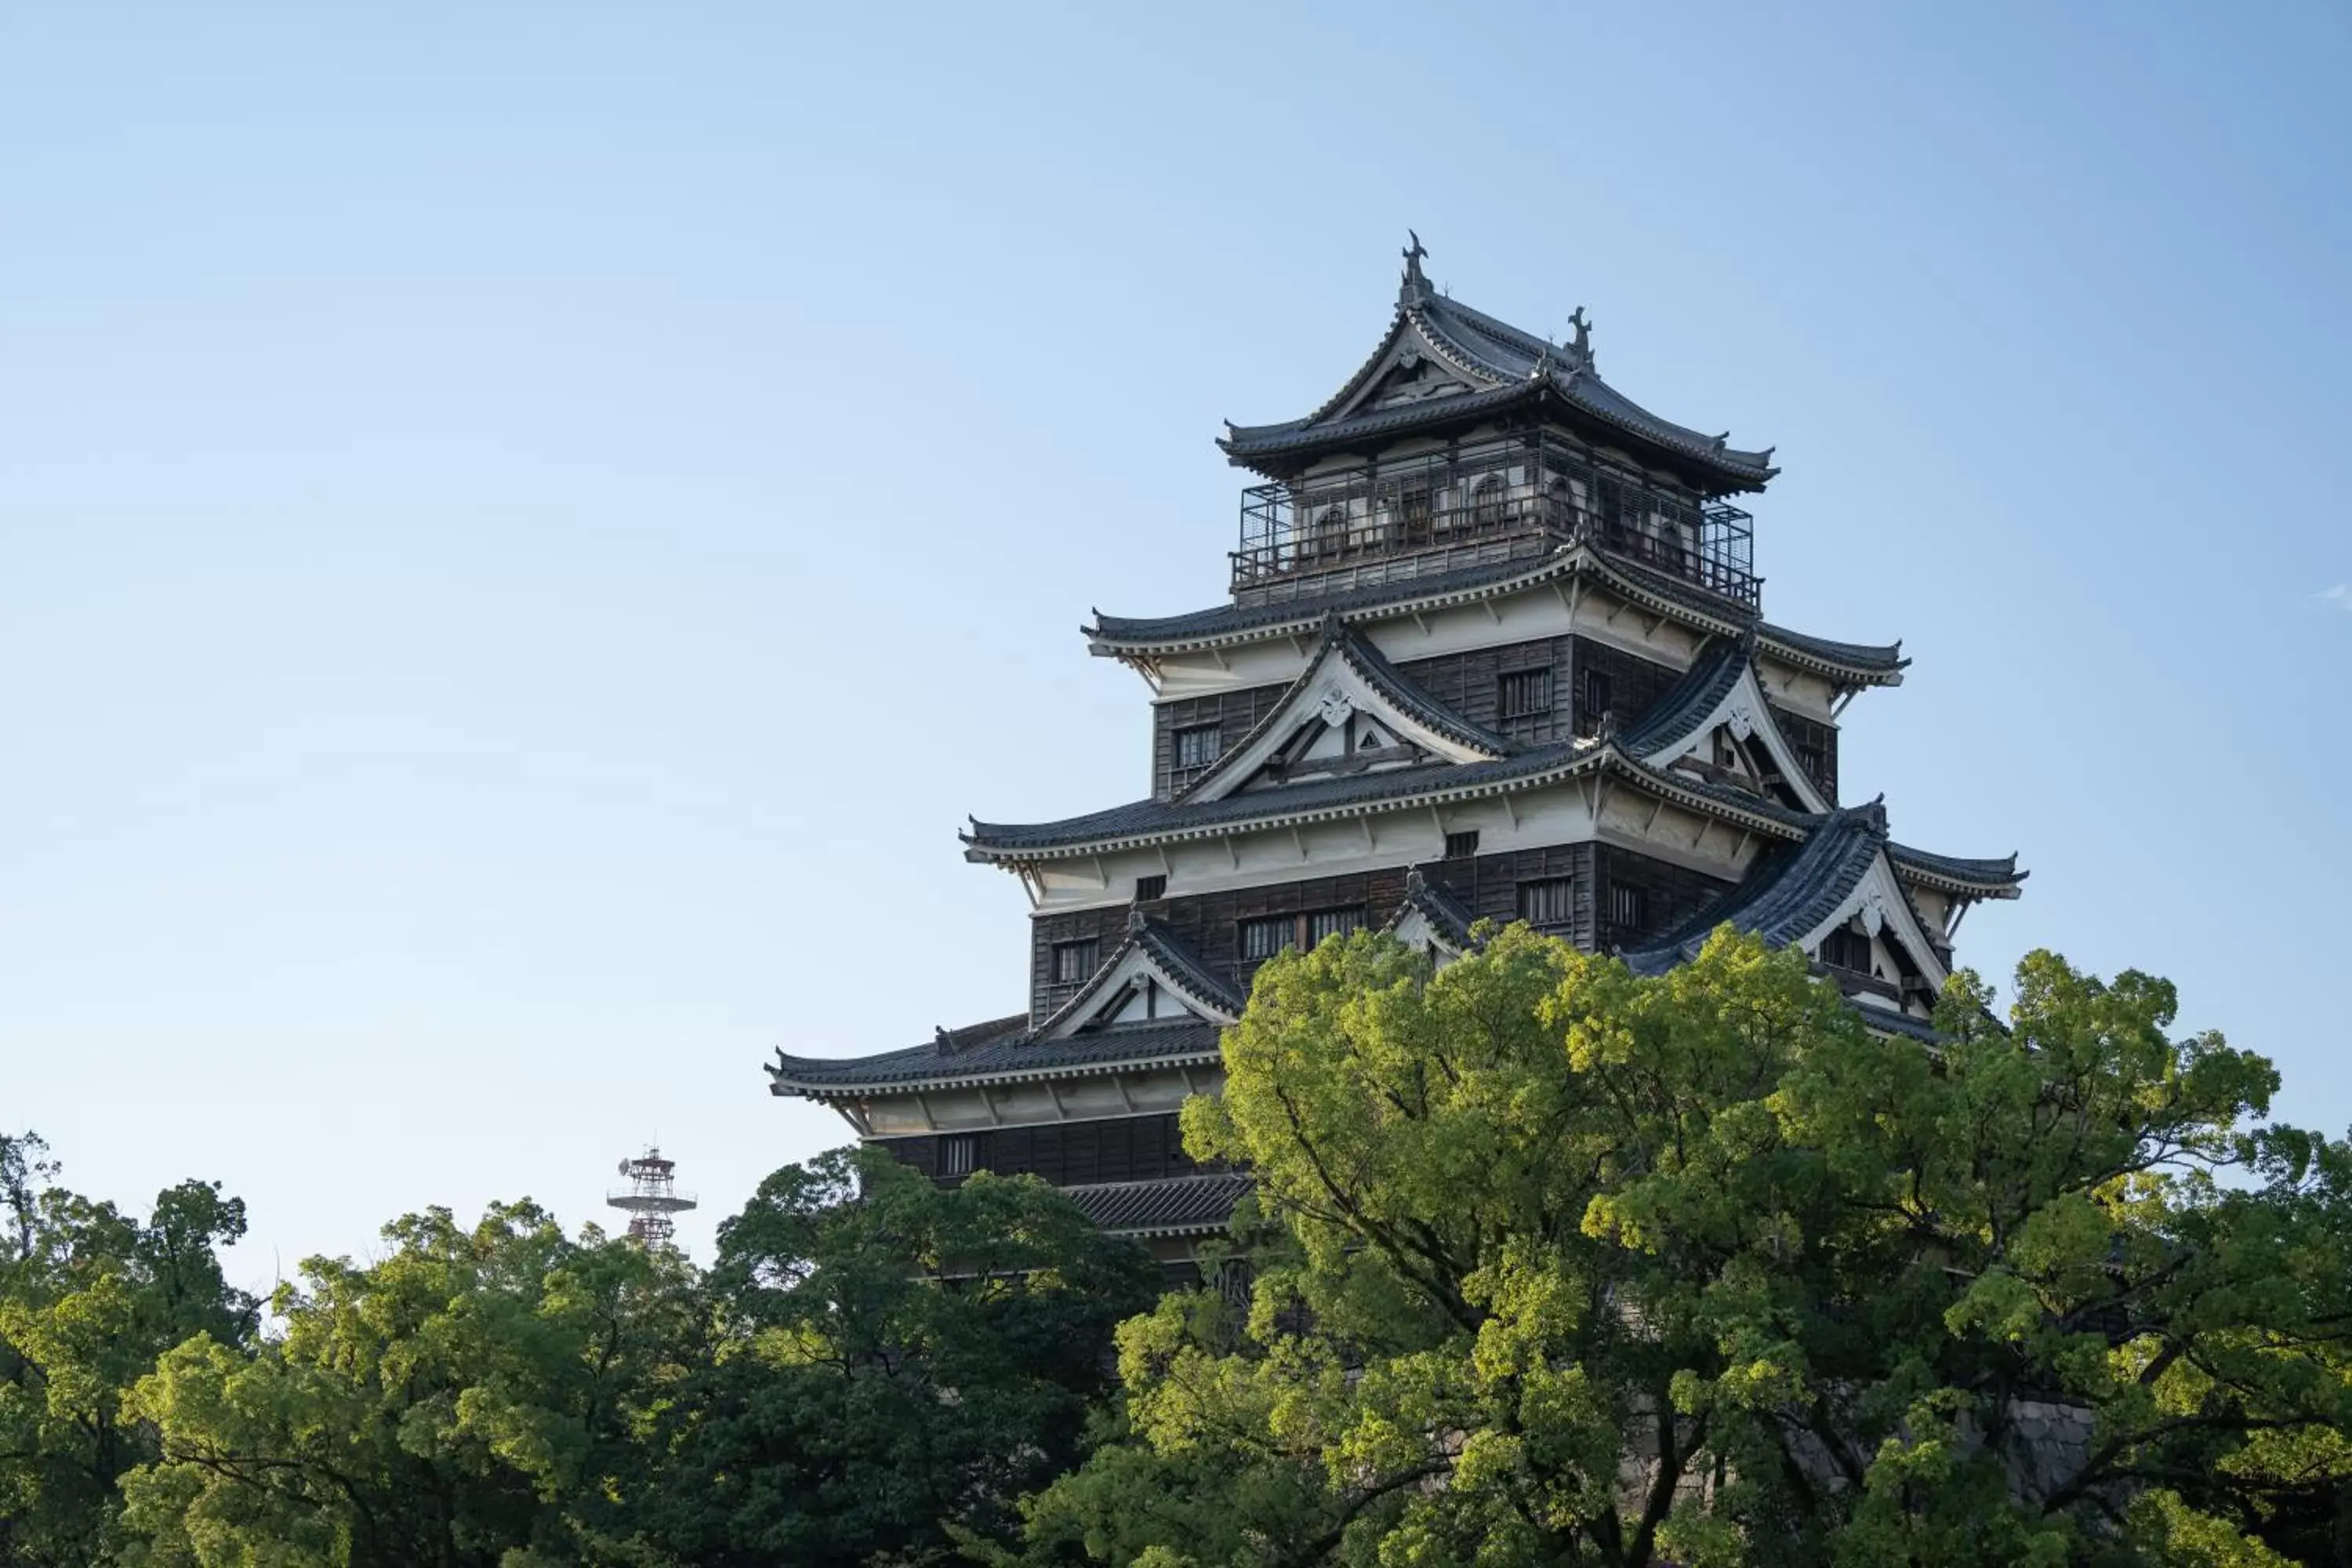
{"left": 1316, "top": 688, "right": 1356, "bottom": 728}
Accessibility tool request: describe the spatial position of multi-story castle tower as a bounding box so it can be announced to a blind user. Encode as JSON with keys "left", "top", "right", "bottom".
{"left": 769, "top": 241, "right": 2024, "bottom": 1275}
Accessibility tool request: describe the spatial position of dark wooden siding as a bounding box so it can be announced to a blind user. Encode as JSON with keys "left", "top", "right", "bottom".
{"left": 1396, "top": 635, "right": 1573, "bottom": 744}
{"left": 1567, "top": 637, "right": 1682, "bottom": 735}
{"left": 1033, "top": 845, "right": 1737, "bottom": 1011}
{"left": 1769, "top": 705, "right": 1839, "bottom": 803}
{"left": 874, "top": 1112, "right": 1214, "bottom": 1189}
{"left": 1152, "top": 687, "right": 1287, "bottom": 799}
{"left": 1031, "top": 904, "right": 1138, "bottom": 1020}
{"left": 1592, "top": 844, "right": 1740, "bottom": 953}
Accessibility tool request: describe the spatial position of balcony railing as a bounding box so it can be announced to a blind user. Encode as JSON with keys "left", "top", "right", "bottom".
{"left": 1232, "top": 434, "right": 1759, "bottom": 609}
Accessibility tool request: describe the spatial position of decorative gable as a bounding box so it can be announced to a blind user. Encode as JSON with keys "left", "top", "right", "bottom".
{"left": 1182, "top": 617, "right": 1512, "bottom": 804}
{"left": 1621, "top": 637, "right": 1833, "bottom": 814}
{"left": 1797, "top": 853, "right": 1951, "bottom": 1005}
{"left": 1035, "top": 914, "right": 1244, "bottom": 1039}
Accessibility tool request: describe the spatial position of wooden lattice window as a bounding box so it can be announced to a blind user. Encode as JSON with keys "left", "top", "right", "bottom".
{"left": 1820, "top": 926, "right": 1871, "bottom": 973}
{"left": 1517, "top": 877, "right": 1573, "bottom": 931}
{"left": 1174, "top": 724, "right": 1221, "bottom": 771}
{"left": 1305, "top": 906, "right": 1363, "bottom": 946}
{"left": 1239, "top": 914, "right": 1293, "bottom": 962}
{"left": 1135, "top": 873, "right": 1167, "bottom": 902}
{"left": 1578, "top": 667, "right": 1613, "bottom": 735}
{"left": 1610, "top": 882, "right": 1647, "bottom": 935}
{"left": 1497, "top": 668, "right": 1553, "bottom": 720}
{"left": 1443, "top": 829, "right": 1480, "bottom": 859}
{"left": 941, "top": 1134, "right": 977, "bottom": 1178}
{"left": 1052, "top": 939, "right": 1098, "bottom": 985}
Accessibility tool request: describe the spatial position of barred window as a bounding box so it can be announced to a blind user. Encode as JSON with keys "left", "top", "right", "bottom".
{"left": 1052, "top": 939, "right": 1098, "bottom": 985}
{"left": 1305, "top": 906, "right": 1363, "bottom": 946}
{"left": 941, "top": 1134, "right": 977, "bottom": 1178}
{"left": 1443, "top": 829, "right": 1480, "bottom": 859}
{"left": 1517, "top": 877, "right": 1573, "bottom": 931}
{"left": 1820, "top": 927, "right": 1871, "bottom": 973}
{"left": 1239, "top": 914, "right": 1294, "bottom": 961}
{"left": 1578, "top": 667, "right": 1613, "bottom": 735}
{"left": 1134, "top": 873, "right": 1167, "bottom": 902}
{"left": 1610, "top": 882, "right": 1647, "bottom": 934}
{"left": 1497, "top": 667, "right": 1554, "bottom": 720}
{"left": 1174, "top": 724, "right": 1221, "bottom": 771}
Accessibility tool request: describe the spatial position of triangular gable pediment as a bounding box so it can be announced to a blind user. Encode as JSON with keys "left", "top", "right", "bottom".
{"left": 1624, "top": 645, "right": 1832, "bottom": 815}
{"left": 1037, "top": 924, "right": 1242, "bottom": 1039}
{"left": 1309, "top": 312, "right": 1511, "bottom": 431}
{"left": 1797, "top": 851, "right": 1949, "bottom": 997}
{"left": 1182, "top": 621, "right": 1510, "bottom": 804}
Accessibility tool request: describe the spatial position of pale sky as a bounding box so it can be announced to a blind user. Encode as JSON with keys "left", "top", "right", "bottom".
{"left": 4, "top": 2, "right": 2347, "bottom": 1274}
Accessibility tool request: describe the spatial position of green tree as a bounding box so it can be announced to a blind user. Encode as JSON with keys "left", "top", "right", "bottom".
{"left": 120, "top": 1200, "right": 701, "bottom": 1567}
{"left": 0, "top": 1131, "right": 257, "bottom": 1567}
{"left": 1013, "top": 927, "right": 2352, "bottom": 1567}
{"left": 633, "top": 1146, "right": 1160, "bottom": 1567}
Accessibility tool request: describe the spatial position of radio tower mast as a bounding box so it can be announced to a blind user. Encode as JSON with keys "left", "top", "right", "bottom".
{"left": 607, "top": 1146, "right": 696, "bottom": 1250}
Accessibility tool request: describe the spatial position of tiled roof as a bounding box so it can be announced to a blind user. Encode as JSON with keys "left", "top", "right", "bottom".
{"left": 1386, "top": 866, "right": 1479, "bottom": 949}
{"left": 1175, "top": 615, "right": 1512, "bottom": 804}
{"left": 1033, "top": 915, "right": 1247, "bottom": 1036}
{"left": 964, "top": 739, "right": 1815, "bottom": 861}
{"left": 1219, "top": 280, "right": 1775, "bottom": 491}
{"left": 767, "top": 1018, "right": 1223, "bottom": 1096}
{"left": 1084, "top": 548, "right": 1906, "bottom": 684}
{"left": 1065, "top": 1171, "right": 1251, "bottom": 1236}
{"left": 1622, "top": 804, "right": 1890, "bottom": 975}
{"left": 1889, "top": 842, "right": 2027, "bottom": 896}
{"left": 1617, "top": 635, "right": 1748, "bottom": 757}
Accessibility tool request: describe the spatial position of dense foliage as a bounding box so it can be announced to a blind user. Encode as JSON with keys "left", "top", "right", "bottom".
{"left": 6, "top": 927, "right": 2349, "bottom": 1566}
{"left": 1011, "top": 929, "right": 2352, "bottom": 1567}
{"left": 1, "top": 1146, "right": 1151, "bottom": 1567}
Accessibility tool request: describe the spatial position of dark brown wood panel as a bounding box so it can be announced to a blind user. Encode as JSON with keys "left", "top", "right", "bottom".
{"left": 1592, "top": 844, "right": 1740, "bottom": 953}
{"left": 1152, "top": 686, "right": 1287, "bottom": 799}
{"left": 873, "top": 1112, "right": 1215, "bottom": 1189}
{"left": 1568, "top": 637, "right": 1683, "bottom": 736}
{"left": 1396, "top": 635, "right": 1574, "bottom": 744}
{"left": 1769, "top": 705, "right": 1839, "bottom": 803}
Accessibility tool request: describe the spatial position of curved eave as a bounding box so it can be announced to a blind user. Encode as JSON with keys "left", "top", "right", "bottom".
{"left": 964, "top": 742, "right": 1810, "bottom": 867}
{"left": 1221, "top": 376, "right": 1775, "bottom": 495}
{"left": 1888, "top": 846, "right": 2029, "bottom": 901}
{"left": 767, "top": 1047, "right": 1227, "bottom": 1101}
{"left": 1084, "top": 547, "right": 1906, "bottom": 689}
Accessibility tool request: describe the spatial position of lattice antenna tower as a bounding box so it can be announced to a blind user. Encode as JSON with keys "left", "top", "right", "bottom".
{"left": 607, "top": 1146, "right": 696, "bottom": 1249}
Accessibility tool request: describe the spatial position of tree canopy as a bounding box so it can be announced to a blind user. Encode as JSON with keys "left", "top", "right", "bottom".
{"left": 7, "top": 927, "right": 2349, "bottom": 1566}
{"left": 1012, "top": 927, "right": 2352, "bottom": 1567}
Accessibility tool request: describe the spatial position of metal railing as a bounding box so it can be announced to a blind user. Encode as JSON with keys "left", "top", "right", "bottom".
{"left": 1232, "top": 434, "right": 1759, "bottom": 609}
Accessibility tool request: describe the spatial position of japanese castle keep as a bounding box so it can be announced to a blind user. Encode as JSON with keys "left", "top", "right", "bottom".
{"left": 768, "top": 241, "right": 2025, "bottom": 1272}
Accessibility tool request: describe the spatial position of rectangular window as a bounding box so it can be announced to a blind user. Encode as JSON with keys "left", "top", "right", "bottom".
{"left": 1305, "top": 906, "right": 1363, "bottom": 946}
{"left": 1443, "top": 829, "right": 1480, "bottom": 859}
{"left": 1134, "top": 873, "right": 1167, "bottom": 902}
{"left": 1610, "top": 882, "right": 1647, "bottom": 934}
{"left": 1820, "top": 927, "right": 1871, "bottom": 973}
{"left": 941, "top": 1134, "right": 977, "bottom": 1178}
{"left": 1174, "top": 724, "right": 1221, "bottom": 771}
{"left": 1796, "top": 745, "right": 1826, "bottom": 786}
{"left": 1497, "top": 667, "right": 1553, "bottom": 720}
{"left": 1051, "top": 938, "right": 1098, "bottom": 985}
{"left": 1579, "top": 667, "right": 1613, "bottom": 735}
{"left": 1239, "top": 914, "right": 1294, "bottom": 961}
{"left": 1517, "top": 877, "right": 1573, "bottom": 931}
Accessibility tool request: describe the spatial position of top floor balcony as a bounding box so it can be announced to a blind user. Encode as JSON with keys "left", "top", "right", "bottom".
{"left": 1231, "top": 434, "right": 1759, "bottom": 610}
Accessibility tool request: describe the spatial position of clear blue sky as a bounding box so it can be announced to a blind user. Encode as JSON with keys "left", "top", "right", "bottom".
{"left": 5, "top": 3, "right": 2347, "bottom": 1273}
